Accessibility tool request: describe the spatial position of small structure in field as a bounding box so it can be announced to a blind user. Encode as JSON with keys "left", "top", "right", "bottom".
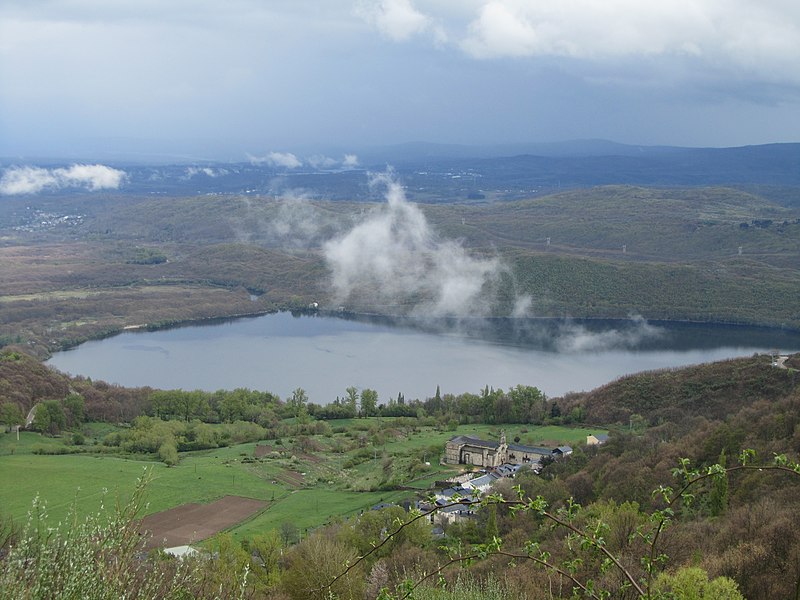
{"left": 586, "top": 433, "right": 609, "bottom": 445}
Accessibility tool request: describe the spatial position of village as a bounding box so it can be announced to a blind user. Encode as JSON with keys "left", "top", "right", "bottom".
{"left": 368, "top": 431, "right": 610, "bottom": 531}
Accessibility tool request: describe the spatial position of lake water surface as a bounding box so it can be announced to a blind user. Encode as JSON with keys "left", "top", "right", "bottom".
{"left": 47, "top": 312, "right": 800, "bottom": 403}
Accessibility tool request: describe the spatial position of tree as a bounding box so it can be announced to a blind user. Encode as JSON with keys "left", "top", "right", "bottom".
{"left": 247, "top": 530, "right": 283, "bottom": 589}
{"left": 63, "top": 393, "right": 85, "bottom": 427}
{"left": 361, "top": 388, "right": 378, "bottom": 417}
{"left": 220, "top": 390, "right": 247, "bottom": 422}
{"left": 279, "top": 522, "right": 300, "bottom": 546}
{"left": 206, "top": 533, "right": 254, "bottom": 594}
{"left": 31, "top": 400, "right": 66, "bottom": 435}
{"left": 654, "top": 567, "right": 744, "bottom": 600}
{"left": 327, "top": 450, "right": 800, "bottom": 600}
{"left": 509, "top": 384, "right": 546, "bottom": 423}
{"left": 288, "top": 388, "right": 308, "bottom": 417}
{"left": 339, "top": 506, "right": 432, "bottom": 562}
{"left": 158, "top": 440, "right": 179, "bottom": 466}
{"left": 30, "top": 404, "right": 50, "bottom": 434}
{"left": 282, "top": 531, "right": 364, "bottom": 600}
{"left": 550, "top": 401, "right": 562, "bottom": 419}
{"left": 0, "top": 402, "right": 23, "bottom": 431}
{"left": 345, "top": 386, "right": 359, "bottom": 415}
{"left": 296, "top": 404, "right": 312, "bottom": 424}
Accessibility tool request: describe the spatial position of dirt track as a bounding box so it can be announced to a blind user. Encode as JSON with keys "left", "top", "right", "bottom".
{"left": 139, "top": 495, "right": 266, "bottom": 549}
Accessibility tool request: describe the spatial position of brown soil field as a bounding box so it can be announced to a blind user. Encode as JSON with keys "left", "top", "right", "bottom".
{"left": 139, "top": 495, "right": 266, "bottom": 549}
{"left": 271, "top": 470, "right": 305, "bottom": 488}
{"left": 298, "top": 452, "right": 322, "bottom": 464}
{"left": 253, "top": 444, "right": 275, "bottom": 457}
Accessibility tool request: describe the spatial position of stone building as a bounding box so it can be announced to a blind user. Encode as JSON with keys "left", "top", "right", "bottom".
{"left": 445, "top": 431, "right": 555, "bottom": 467}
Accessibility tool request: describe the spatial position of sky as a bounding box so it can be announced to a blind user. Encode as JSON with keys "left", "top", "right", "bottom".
{"left": 1, "top": 0, "right": 799, "bottom": 160}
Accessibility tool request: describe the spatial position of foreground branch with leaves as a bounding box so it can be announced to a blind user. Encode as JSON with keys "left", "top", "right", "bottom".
{"left": 0, "top": 472, "right": 251, "bottom": 600}
{"left": 325, "top": 450, "right": 800, "bottom": 600}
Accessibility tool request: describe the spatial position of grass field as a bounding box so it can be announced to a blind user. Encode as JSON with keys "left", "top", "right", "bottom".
{"left": 0, "top": 421, "right": 604, "bottom": 543}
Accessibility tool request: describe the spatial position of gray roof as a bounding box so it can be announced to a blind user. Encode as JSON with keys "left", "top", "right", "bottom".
{"left": 436, "top": 493, "right": 476, "bottom": 506}
{"left": 450, "top": 435, "right": 552, "bottom": 454}
{"left": 508, "top": 442, "right": 552, "bottom": 454}
{"left": 468, "top": 473, "right": 499, "bottom": 488}
{"left": 449, "top": 435, "right": 500, "bottom": 449}
{"left": 438, "top": 486, "right": 469, "bottom": 498}
{"left": 494, "top": 463, "right": 523, "bottom": 477}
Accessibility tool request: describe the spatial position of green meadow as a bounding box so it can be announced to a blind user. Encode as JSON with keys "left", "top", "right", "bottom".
{"left": 0, "top": 421, "right": 604, "bottom": 541}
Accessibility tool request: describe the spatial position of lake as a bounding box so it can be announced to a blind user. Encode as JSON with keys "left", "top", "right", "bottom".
{"left": 47, "top": 312, "right": 800, "bottom": 403}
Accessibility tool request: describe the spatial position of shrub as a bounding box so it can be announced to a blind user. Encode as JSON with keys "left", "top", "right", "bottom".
{"left": 0, "top": 474, "right": 250, "bottom": 599}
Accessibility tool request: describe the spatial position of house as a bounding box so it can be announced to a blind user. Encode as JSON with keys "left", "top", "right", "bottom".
{"left": 494, "top": 463, "right": 521, "bottom": 478}
{"left": 436, "top": 502, "right": 477, "bottom": 524}
{"left": 445, "top": 431, "right": 555, "bottom": 467}
{"left": 587, "top": 433, "right": 609, "bottom": 445}
{"left": 444, "top": 434, "right": 506, "bottom": 467}
{"left": 554, "top": 445, "right": 573, "bottom": 457}
{"left": 434, "top": 486, "right": 472, "bottom": 504}
{"left": 461, "top": 472, "right": 499, "bottom": 494}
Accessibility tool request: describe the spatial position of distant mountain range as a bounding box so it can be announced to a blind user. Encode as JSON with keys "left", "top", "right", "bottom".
{"left": 2, "top": 141, "right": 799, "bottom": 201}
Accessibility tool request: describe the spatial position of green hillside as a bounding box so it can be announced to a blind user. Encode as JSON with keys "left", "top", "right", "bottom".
{"left": 0, "top": 184, "right": 798, "bottom": 356}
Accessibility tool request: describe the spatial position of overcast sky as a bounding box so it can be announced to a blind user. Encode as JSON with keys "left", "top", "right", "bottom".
{"left": 1, "top": 0, "right": 799, "bottom": 160}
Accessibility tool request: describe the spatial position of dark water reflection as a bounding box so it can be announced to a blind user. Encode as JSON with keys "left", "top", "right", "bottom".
{"left": 47, "top": 312, "right": 800, "bottom": 403}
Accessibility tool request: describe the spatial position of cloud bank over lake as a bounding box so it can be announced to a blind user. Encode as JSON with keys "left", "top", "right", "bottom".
{"left": 324, "top": 171, "right": 503, "bottom": 317}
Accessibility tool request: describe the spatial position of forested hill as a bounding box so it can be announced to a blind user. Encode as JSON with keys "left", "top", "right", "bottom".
{"left": 560, "top": 353, "right": 800, "bottom": 425}
{"left": 536, "top": 354, "right": 800, "bottom": 599}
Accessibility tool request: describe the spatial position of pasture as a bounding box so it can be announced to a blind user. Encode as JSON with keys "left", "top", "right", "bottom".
{"left": 0, "top": 421, "right": 604, "bottom": 544}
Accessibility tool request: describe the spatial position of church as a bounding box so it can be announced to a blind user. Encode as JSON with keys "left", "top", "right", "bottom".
{"left": 444, "top": 431, "right": 557, "bottom": 467}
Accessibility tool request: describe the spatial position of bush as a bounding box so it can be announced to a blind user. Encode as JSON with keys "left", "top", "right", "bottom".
{"left": 158, "top": 441, "right": 179, "bottom": 466}
{"left": 0, "top": 474, "right": 250, "bottom": 599}
{"left": 31, "top": 444, "right": 73, "bottom": 455}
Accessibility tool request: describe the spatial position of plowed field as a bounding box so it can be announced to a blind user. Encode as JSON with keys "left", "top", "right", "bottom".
{"left": 140, "top": 495, "right": 266, "bottom": 549}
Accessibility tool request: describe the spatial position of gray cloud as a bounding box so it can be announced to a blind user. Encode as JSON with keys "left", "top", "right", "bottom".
{"left": 360, "top": 1, "right": 800, "bottom": 88}
{"left": 307, "top": 155, "right": 339, "bottom": 170}
{"left": 267, "top": 193, "right": 332, "bottom": 248}
{"left": 246, "top": 152, "right": 303, "bottom": 169}
{"left": 342, "top": 154, "right": 360, "bottom": 168}
{"left": 184, "top": 166, "right": 228, "bottom": 178}
{"left": 355, "top": 0, "right": 437, "bottom": 42}
{"left": 0, "top": 164, "right": 126, "bottom": 195}
{"left": 1, "top": 1, "right": 798, "bottom": 157}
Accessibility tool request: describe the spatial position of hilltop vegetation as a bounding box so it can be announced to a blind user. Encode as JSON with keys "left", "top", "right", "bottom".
{"left": 1, "top": 345, "right": 799, "bottom": 598}
{"left": 0, "top": 183, "right": 799, "bottom": 357}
